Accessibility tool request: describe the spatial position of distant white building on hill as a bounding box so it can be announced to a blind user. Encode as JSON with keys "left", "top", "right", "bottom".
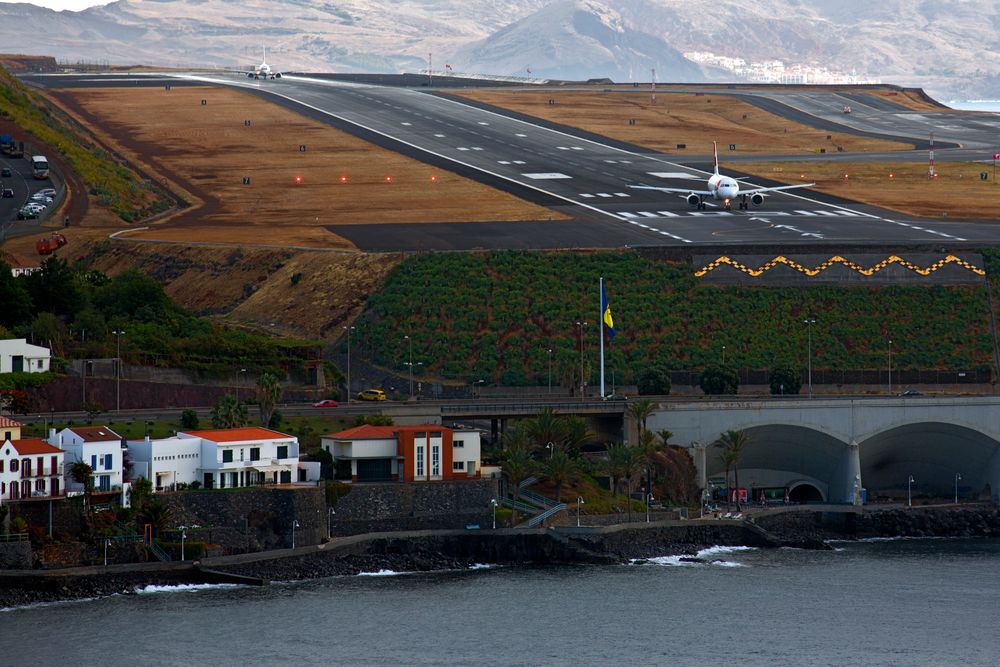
{"left": 0, "top": 339, "right": 50, "bottom": 374}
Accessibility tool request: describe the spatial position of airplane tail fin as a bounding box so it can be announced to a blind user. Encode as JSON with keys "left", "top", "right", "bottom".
{"left": 712, "top": 141, "right": 720, "bottom": 176}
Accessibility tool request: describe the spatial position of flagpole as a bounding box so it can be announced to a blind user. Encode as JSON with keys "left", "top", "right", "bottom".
{"left": 599, "top": 277, "right": 605, "bottom": 399}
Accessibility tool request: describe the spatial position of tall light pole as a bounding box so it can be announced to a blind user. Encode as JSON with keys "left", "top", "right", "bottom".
{"left": 404, "top": 335, "right": 414, "bottom": 399}
{"left": 112, "top": 329, "right": 125, "bottom": 413}
{"left": 547, "top": 348, "right": 553, "bottom": 394}
{"left": 954, "top": 473, "right": 961, "bottom": 504}
{"left": 722, "top": 345, "right": 726, "bottom": 366}
{"left": 344, "top": 325, "right": 354, "bottom": 403}
{"left": 575, "top": 321, "right": 588, "bottom": 399}
{"left": 907, "top": 475, "right": 914, "bottom": 507}
{"left": 577, "top": 496, "right": 584, "bottom": 527}
{"left": 491, "top": 498, "right": 498, "bottom": 529}
{"left": 291, "top": 519, "right": 300, "bottom": 549}
{"left": 803, "top": 319, "right": 816, "bottom": 398}
{"left": 238, "top": 367, "right": 247, "bottom": 402}
{"left": 328, "top": 507, "right": 336, "bottom": 538}
{"left": 888, "top": 339, "right": 892, "bottom": 395}
{"left": 181, "top": 528, "right": 187, "bottom": 561}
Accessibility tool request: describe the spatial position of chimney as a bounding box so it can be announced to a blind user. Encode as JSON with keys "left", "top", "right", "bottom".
{"left": 49, "top": 427, "right": 56, "bottom": 443}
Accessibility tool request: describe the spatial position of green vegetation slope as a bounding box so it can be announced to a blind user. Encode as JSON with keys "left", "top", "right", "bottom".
{"left": 357, "top": 251, "right": 993, "bottom": 385}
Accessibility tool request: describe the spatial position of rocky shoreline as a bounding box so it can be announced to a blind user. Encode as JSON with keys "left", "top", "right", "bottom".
{"left": 3, "top": 506, "right": 998, "bottom": 610}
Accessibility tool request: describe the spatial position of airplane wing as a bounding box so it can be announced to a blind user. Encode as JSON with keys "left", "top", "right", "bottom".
{"left": 739, "top": 183, "right": 815, "bottom": 196}
{"left": 629, "top": 185, "right": 714, "bottom": 196}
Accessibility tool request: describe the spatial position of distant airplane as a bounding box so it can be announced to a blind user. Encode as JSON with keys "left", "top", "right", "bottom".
{"left": 630, "top": 142, "right": 813, "bottom": 210}
{"left": 241, "top": 47, "right": 282, "bottom": 80}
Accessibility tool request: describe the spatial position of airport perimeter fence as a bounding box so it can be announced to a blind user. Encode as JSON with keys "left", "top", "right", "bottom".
{"left": 665, "top": 368, "right": 990, "bottom": 387}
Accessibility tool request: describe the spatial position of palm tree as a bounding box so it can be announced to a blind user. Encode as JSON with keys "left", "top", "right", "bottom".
{"left": 138, "top": 500, "right": 173, "bottom": 537}
{"left": 211, "top": 393, "right": 249, "bottom": 429}
{"left": 256, "top": 372, "right": 282, "bottom": 428}
{"left": 603, "top": 443, "right": 643, "bottom": 520}
{"left": 542, "top": 449, "right": 579, "bottom": 503}
{"left": 628, "top": 398, "right": 655, "bottom": 435}
{"left": 717, "top": 429, "right": 750, "bottom": 511}
{"left": 525, "top": 407, "right": 563, "bottom": 452}
{"left": 70, "top": 461, "right": 94, "bottom": 511}
{"left": 500, "top": 444, "right": 536, "bottom": 523}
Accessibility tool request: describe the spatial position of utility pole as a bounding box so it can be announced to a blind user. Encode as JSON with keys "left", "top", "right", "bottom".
{"left": 344, "top": 325, "right": 354, "bottom": 403}
{"left": 803, "top": 319, "right": 816, "bottom": 398}
{"left": 113, "top": 329, "right": 125, "bottom": 413}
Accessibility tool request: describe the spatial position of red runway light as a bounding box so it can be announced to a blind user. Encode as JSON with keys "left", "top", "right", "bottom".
{"left": 340, "top": 176, "right": 348, "bottom": 182}
{"left": 295, "top": 176, "right": 303, "bottom": 184}
{"left": 430, "top": 175, "right": 437, "bottom": 182}
{"left": 385, "top": 176, "right": 392, "bottom": 182}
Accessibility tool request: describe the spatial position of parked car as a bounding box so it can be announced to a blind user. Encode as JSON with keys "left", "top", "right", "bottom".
{"left": 1, "top": 167, "right": 11, "bottom": 177}
{"left": 357, "top": 389, "right": 387, "bottom": 401}
{"left": 37, "top": 188, "right": 56, "bottom": 196}
{"left": 17, "top": 207, "right": 38, "bottom": 220}
{"left": 30, "top": 194, "right": 53, "bottom": 203}
{"left": 312, "top": 399, "right": 339, "bottom": 408}
{"left": 1, "top": 188, "right": 12, "bottom": 198}
{"left": 900, "top": 389, "right": 923, "bottom": 396}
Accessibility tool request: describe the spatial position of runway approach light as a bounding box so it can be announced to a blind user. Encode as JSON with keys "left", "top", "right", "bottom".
{"left": 340, "top": 176, "right": 348, "bottom": 183}
{"left": 385, "top": 176, "right": 393, "bottom": 182}
{"left": 843, "top": 173, "right": 849, "bottom": 180}
{"left": 295, "top": 176, "right": 303, "bottom": 185}
{"left": 430, "top": 175, "right": 438, "bottom": 182}
{"left": 889, "top": 173, "right": 894, "bottom": 179}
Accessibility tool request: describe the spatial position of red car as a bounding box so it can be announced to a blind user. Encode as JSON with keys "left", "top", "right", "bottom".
{"left": 312, "top": 399, "right": 339, "bottom": 408}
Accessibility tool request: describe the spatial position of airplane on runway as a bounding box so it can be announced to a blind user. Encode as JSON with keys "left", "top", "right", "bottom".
{"left": 240, "top": 47, "right": 282, "bottom": 80}
{"left": 630, "top": 142, "right": 813, "bottom": 211}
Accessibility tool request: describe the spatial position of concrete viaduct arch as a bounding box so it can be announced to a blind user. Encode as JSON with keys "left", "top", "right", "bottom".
{"left": 647, "top": 397, "right": 1000, "bottom": 504}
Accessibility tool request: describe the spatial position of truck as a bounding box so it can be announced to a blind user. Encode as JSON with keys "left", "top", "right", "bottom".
{"left": 35, "top": 233, "right": 67, "bottom": 255}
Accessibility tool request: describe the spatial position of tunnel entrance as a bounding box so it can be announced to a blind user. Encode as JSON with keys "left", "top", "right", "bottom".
{"left": 788, "top": 483, "right": 824, "bottom": 503}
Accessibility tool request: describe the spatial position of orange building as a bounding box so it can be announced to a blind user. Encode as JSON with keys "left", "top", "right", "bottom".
{"left": 321, "top": 424, "right": 482, "bottom": 483}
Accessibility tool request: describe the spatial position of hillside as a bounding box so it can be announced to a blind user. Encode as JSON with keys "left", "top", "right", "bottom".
{"left": 355, "top": 250, "right": 994, "bottom": 386}
{"left": 1, "top": 0, "right": 998, "bottom": 96}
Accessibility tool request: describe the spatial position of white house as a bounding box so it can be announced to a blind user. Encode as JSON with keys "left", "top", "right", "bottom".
{"left": 127, "top": 435, "right": 203, "bottom": 491}
{"left": 5, "top": 253, "right": 39, "bottom": 278}
{"left": 321, "top": 424, "right": 481, "bottom": 483}
{"left": 49, "top": 425, "right": 124, "bottom": 493}
{"left": 0, "top": 339, "right": 50, "bottom": 374}
{"left": 1, "top": 437, "right": 64, "bottom": 500}
{"left": 180, "top": 427, "right": 302, "bottom": 489}
{"left": 126, "top": 426, "right": 313, "bottom": 492}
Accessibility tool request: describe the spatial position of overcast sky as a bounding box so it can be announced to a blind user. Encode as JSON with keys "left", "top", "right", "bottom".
{"left": 0, "top": 0, "right": 113, "bottom": 11}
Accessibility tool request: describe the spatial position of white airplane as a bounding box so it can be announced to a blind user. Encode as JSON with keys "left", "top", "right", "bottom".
{"left": 242, "top": 47, "right": 282, "bottom": 80}
{"left": 630, "top": 142, "right": 813, "bottom": 210}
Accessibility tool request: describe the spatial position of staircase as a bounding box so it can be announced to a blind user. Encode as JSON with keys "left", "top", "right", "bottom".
{"left": 501, "top": 497, "right": 540, "bottom": 516}
{"left": 114, "top": 521, "right": 172, "bottom": 562}
{"left": 527, "top": 503, "right": 567, "bottom": 527}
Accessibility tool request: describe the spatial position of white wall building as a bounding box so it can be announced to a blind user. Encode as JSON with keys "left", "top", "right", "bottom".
{"left": 1, "top": 416, "right": 22, "bottom": 443}
{"left": 0, "top": 339, "right": 50, "bottom": 374}
{"left": 49, "top": 425, "right": 124, "bottom": 493}
{"left": 1, "top": 437, "right": 64, "bottom": 500}
{"left": 127, "top": 435, "right": 203, "bottom": 491}
{"left": 127, "top": 427, "right": 307, "bottom": 492}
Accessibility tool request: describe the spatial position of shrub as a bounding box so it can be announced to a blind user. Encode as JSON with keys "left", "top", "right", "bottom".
{"left": 180, "top": 409, "right": 200, "bottom": 430}
{"left": 769, "top": 368, "right": 802, "bottom": 395}
{"left": 636, "top": 366, "right": 671, "bottom": 395}
{"left": 699, "top": 365, "right": 739, "bottom": 395}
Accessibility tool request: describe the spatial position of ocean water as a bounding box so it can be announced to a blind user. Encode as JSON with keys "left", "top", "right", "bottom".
{"left": 946, "top": 100, "right": 1000, "bottom": 113}
{"left": 2, "top": 538, "right": 998, "bottom": 666}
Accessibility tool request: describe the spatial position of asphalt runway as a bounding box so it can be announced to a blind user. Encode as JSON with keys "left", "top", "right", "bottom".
{"left": 22, "top": 73, "right": 1000, "bottom": 251}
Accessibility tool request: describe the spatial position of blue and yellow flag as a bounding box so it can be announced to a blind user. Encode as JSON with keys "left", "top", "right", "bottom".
{"left": 601, "top": 281, "right": 615, "bottom": 341}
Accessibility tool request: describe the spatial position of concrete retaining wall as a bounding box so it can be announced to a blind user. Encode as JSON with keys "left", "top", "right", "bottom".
{"left": 0, "top": 541, "right": 31, "bottom": 570}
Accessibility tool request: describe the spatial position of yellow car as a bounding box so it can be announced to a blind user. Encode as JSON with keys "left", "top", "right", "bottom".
{"left": 357, "top": 389, "right": 387, "bottom": 401}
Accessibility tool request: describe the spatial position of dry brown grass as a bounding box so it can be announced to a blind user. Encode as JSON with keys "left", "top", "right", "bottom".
{"left": 738, "top": 161, "right": 1000, "bottom": 218}
{"left": 56, "top": 86, "right": 561, "bottom": 249}
{"left": 454, "top": 89, "right": 911, "bottom": 154}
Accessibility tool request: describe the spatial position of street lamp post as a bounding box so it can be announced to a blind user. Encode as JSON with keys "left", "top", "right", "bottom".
{"left": 181, "top": 528, "right": 187, "bottom": 561}
{"left": 404, "top": 335, "right": 414, "bottom": 399}
{"left": 291, "top": 519, "right": 300, "bottom": 549}
{"left": 575, "top": 321, "right": 588, "bottom": 399}
{"left": 888, "top": 339, "right": 892, "bottom": 395}
{"left": 545, "top": 441, "right": 554, "bottom": 459}
{"left": 343, "top": 326, "right": 354, "bottom": 403}
{"left": 547, "top": 348, "right": 553, "bottom": 394}
{"left": 907, "top": 475, "right": 915, "bottom": 507}
{"left": 104, "top": 538, "right": 109, "bottom": 566}
{"left": 577, "top": 496, "right": 585, "bottom": 527}
{"left": 491, "top": 498, "right": 498, "bottom": 529}
{"left": 238, "top": 368, "right": 247, "bottom": 402}
{"left": 722, "top": 345, "right": 726, "bottom": 366}
{"left": 328, "top": 507, "right": 336, "bottom": 538}
{"left": 646, "top": 492, "right": 654, "bottom": 523}
{"left": 954, "top": 473, "right": 961, "bottom": 504}
{"left": 803, "top": 319, "right": 816, "bottom": 398}
{"left": 112, "top": 329, "right": 125, "bottom": 412}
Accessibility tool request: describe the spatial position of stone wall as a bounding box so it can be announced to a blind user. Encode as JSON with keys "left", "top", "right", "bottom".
{"left": 8, "top": 497, "right": 86, "bottom": 539}
{"left": 159, "top": 487, "right": 326, "bottom": 552}
{"left": 0, "top": 541, "right": 31, "bottom": 570}
{"left": 330, "top": 480, "right": 499, "bottom": 536}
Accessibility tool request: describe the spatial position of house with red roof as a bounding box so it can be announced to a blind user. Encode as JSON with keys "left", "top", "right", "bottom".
{"left": 127, "top": 426, "right": 313, "bottom": 491}
{"left": 49, "top": 425, "right": 124, "bottom": 493}
{"left": 321, "top": 424, "right": 481, "bottom": 483}
{"left": 1, "top": 436, "right": 65, "bottom": 500}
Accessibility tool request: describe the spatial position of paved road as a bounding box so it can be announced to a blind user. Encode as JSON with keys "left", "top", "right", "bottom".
{"left": 22, "top": 72, "right": 1000, "bottom": 249}
{"left": 0, "top": 150, "right": 65, "bottom": 242}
